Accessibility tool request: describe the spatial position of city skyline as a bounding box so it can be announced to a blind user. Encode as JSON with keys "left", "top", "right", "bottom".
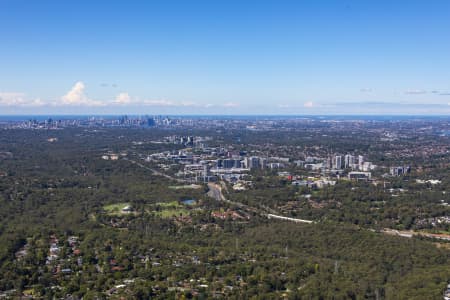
{"left": 1, "top": 0, "right": 450, "bottom": 115}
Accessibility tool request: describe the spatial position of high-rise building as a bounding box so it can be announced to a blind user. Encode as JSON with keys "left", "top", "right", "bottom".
{"left": 358, "top": 155, "right": 364, "bottom": 170}
{"left": 344, "top": 154, "right": 355, "bottom": 168}
{"left": 245, "top": 156, "right": 261, "bottom": 169}
{"left": 390, "top": 166, "right": 411, "bottom": 176}
{"left": 223, "top": 159, "right": 235, "bottom": 169}
{"left": 203, "top": 165, "right": 209, "bottom": 179}
{"left": 326, "top": 157, "right": 332, "bottom": 169}
{"left": 187, "top": 136, "right": 194, "bottom": 146}
{"left": 260, "top": 158, "right": 267, "bottom": 169}
{"left": 235, "top": 159, "right": 243, "bottom": 168}
{"left": 362, "top": 161, "right": 372, "bottom": 171}
{"left": 216, "top": 159, "right": 223, "bottom": 168}
{"left": 221, "top": 159, "right": 242, "bottom": 169}
{"left": 334, "top": 155, "right": 343, "bottom": 169}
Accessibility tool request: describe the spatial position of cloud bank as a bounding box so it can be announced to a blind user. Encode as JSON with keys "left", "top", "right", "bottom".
{"left": 0, "top": 92, "right": 44, "bottom": 106}
{"left": 61, "top": 81, "right": 104, "bottom": 106}
{"left": 2, "top": 81, "right": 450, "bottom": 115}
{"left": 114, "top": 92, "right": 131, "bottom": 104}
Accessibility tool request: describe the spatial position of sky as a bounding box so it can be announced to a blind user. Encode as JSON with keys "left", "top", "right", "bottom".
{"left": 1, "top": 0, "right": 450, "bottom": 115}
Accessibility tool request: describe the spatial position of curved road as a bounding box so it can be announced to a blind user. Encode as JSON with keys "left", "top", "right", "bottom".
{"left": 207, "top": 183, "right": 314, "bottom": 224}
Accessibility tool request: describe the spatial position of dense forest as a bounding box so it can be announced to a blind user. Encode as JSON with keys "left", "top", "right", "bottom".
{"left": 0, "top": 128, "right": 449, "bottom": 299}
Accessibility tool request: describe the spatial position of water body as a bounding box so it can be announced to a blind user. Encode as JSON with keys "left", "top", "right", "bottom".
{"left": 182, "top": 199, "right": 196, "bottom": 205}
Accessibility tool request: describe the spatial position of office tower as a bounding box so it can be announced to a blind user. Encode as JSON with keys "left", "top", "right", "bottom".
{"left": 344, "top": 154, "right": 355, "bottom": 168}
{"left": 334, "top": 155, "right": 343, "bottom": 169}
{"left": 358, "top": 155, "right": 364, "bottom": 170}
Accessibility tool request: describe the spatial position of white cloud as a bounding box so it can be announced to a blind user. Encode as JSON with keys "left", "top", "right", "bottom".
{"left": 405, "top": 89, "right": 427, "bottom": 95}
{"left": 28, "top": 98, "right": 46, "bottom": 106}
{"left": 115, "top": 92, "right": 131, "bottom": 104}
{"left": 140, "top": 99, "right": 217, "bottom": 108}
{"left": 303, "top": 101, "right": 314, "bottom": 108}
{"left": 360, "top": 88, "right": 373, "bottom": 92}
{"left": 180, "top": 101, "right": 199, "bottom": 107}
{"left": 60, "top": 81, "right": 104, "bottom": 106}
{"left": 222, "top": 102, "right": 239, "bottom": 108}
{"left": 0, "top": 92, "right": 26, "bottom": 106}
{"left": 61, "top": 81, "right": 87, "bottom": 104}
{"left": 277, "top": 102, "right": 316, "bottom": 109}
{"left": 430, "top": 90, "right": 450, "bottom": 95}
{"left": 278, "top": 104, "right": 292, "bottom": 108}
{"left": 0, "top": 92, "right": 46, "bottom": 106}
{"left": 141, "top": 99, "right": 176, "bottom": 106}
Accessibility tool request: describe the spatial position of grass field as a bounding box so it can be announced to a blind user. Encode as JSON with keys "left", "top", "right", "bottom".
{"left": 103, "top": 203, "right": 130, "bottom": 215}
{"left": 103, "top": 201, "right": 195, "bottom": 218}
{"left": 151, "top": 201, "right": 189, "bottom": 218}
{"left": 154, "top": 201, "right": 179, "bottom": 208}
{"left": 168, "top": 184, "right": 202, "bottom": 190}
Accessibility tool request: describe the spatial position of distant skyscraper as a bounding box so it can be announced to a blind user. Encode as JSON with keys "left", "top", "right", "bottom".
{"left": 358, "top": 155, "right": 364, "bottom": 170}
{"left": 334, "top": 155, "right": 343, "bottom": 169}
{"left": 344, "top": 154, "right": 355, "bottom": 168}
{"left": 326, "top": 157, "right": 332, "bottom": 169}
{"left": 260, "top": 158, "right": 267, "bottom": 169}
{"left": 203, "top": 165, "right": 209, "bottom": 180}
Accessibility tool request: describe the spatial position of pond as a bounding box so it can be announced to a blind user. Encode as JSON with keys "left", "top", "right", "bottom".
{"left": 182, "top": 199, "right": 196, "bottom": 205}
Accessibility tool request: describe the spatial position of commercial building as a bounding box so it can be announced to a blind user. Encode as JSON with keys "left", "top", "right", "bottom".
{"left": 348, "top": 171, "right": 372, "bottom": 180}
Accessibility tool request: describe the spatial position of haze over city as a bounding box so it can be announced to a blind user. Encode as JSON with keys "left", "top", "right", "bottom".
{"left": 1, "top": 0, "right": 450, "bottom": 115}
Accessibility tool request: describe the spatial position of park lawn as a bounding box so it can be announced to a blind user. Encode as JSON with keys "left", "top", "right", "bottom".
{"left": 103, "top": 203, "right": 130, "bottom": 215}
{"left": 168, "top": 184, "right": 202, "bottom": 190}
{"left": 155, "top": 208, "right": 190, "bottom": 218}
{"left": 156, "top": 201, "right": 180, "bottom": 208}
{"left": 151, "top": 201, "right": 189, "bottom": 218}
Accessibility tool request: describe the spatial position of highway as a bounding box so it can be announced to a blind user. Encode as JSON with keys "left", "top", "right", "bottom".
{"left": 125, "top": 154, "right": 450, "bottom": 239}
{"left": 207, "top": 183, "right": 314, "bottom": 224}
{"left": 125, "top": 151, "right": 315, "bottom": 224}
{"left": 123, "top": 157, "right": 189, "bottom": 183}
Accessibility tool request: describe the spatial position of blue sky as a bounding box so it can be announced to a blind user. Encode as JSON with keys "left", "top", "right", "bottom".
{"left": 1, "top": 0, "right": 450, "bottom": 115}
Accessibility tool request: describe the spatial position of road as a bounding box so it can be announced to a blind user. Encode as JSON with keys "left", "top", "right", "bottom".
{"left": 123, "top": 157, "right": 188, "bottom": 183}
{"left": 126, "top": 151, "right": 313, "bottom": 224}
{"left": 207, "top": 183, "right": 249, "bottom": 209}
{"left": 207, "top": 183, "right": 314, "bottom": 224}
{"left": 267, "top": 214, "right": 314, "bottom": 224}
{"left": 124, "top": 151, "right": 450, "bottom": 240}
{"left": 382, "top": 228, "right": 450, "bottom": 241}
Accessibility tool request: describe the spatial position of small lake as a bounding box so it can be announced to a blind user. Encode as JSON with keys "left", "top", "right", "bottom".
{"left": 182, "top": 199, "right": 196, "bottom": 205}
